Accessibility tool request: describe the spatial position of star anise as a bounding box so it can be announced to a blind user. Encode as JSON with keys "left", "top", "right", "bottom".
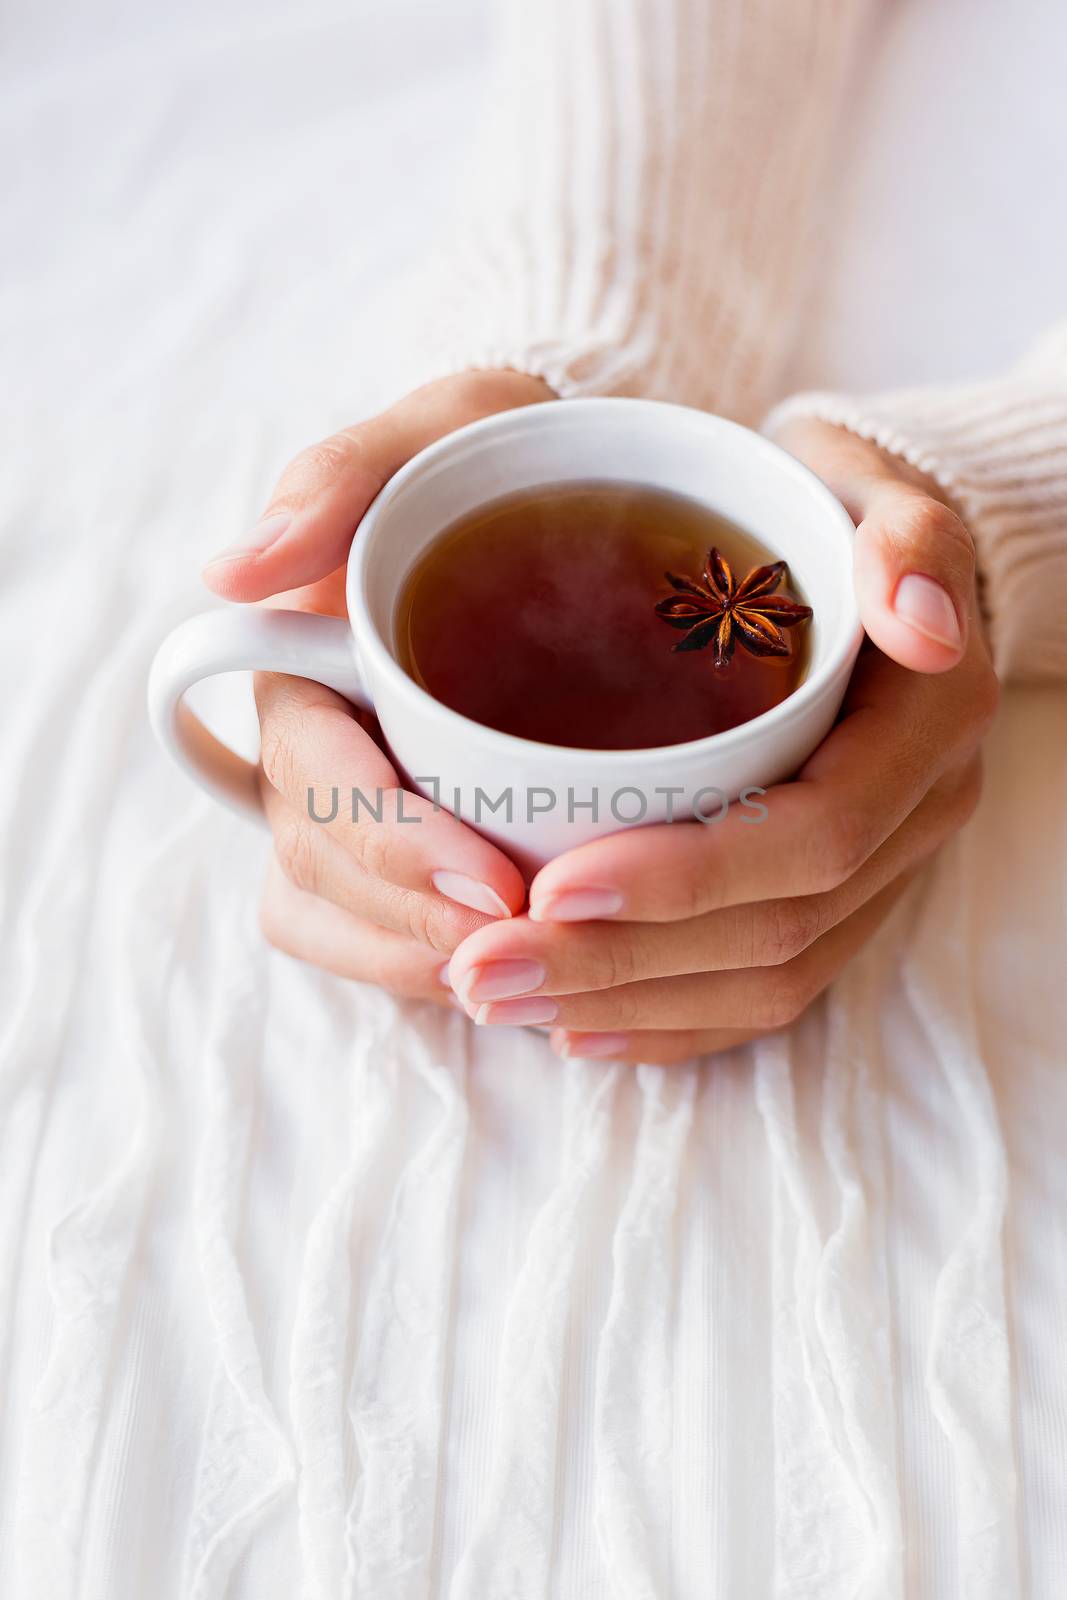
{"left": 654, "top": 547, "right": 813, "bottom": 668}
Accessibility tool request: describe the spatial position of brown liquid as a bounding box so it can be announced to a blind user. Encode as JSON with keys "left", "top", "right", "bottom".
{"left": 395, "top": 482, "right": 811, "bottom": 750}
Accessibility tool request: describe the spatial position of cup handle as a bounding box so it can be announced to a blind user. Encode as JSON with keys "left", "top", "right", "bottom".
{"left": 147, "top": 607, "right": 371, "bottom": 821}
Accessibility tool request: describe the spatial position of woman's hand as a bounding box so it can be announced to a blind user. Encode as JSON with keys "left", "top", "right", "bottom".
{"left": 446, "top": 419, "right": 1000, "bottom": 1060}
{"left": 202, "top": 370, "right": 555, "bottom": 1001}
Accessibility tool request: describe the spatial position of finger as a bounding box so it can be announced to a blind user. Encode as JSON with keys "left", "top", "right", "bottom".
{"left": 256, "top": 669, "right": 526, "bottom": 919}
{"left": 447, "top": 758, "right": 980, "bottom": 1001}
{"left": 549, "top": 1025, "right": 763, "bottom": 1064}
{"left": 260, "top": 857, "right": 461, "bottom": 1004}
{"left": 202, "top": 373, "right": 553, "bottom": 601}
{"left": 777, "top": 422, "right": 977, "bottom": 675}
{"left": 526, "top": 647, "right": 991, "bottom": 925}
{"left": 262, "top": 783, "right": 504, "bottom": 954}
{"left": 468, "top": 873, "right": 912, "bottom": 1033}
{"left": 852, "top": 484, "right": 975, "bottom": 672}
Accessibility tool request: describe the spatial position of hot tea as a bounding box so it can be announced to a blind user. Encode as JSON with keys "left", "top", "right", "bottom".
{"left": 394, "top": 482, "right": 812, "bottom": 750}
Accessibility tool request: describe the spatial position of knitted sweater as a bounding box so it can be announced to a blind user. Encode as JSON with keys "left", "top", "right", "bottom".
{"left": 414, "top": 0, "right": 1067, "bottom": 683}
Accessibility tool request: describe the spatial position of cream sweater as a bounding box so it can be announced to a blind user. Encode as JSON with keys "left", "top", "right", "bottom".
{"left": 415, "top": 0, "right": 1067, "bottom": 684}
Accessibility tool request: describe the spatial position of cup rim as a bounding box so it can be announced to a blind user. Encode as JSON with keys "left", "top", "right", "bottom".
{"left": 346, "top": 398, "right": 862, "bottom": 769}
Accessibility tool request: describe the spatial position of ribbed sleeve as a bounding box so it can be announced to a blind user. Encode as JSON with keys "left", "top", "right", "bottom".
{"left": 767, "top": 323, "right": 1067, "bottom": 684}
{"left": 405, "top": 0, "right": 873, "bottom": 426}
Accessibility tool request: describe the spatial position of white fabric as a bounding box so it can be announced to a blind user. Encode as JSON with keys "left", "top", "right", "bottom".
{"left": 2, "top": 1, "right": 1065, "bottom": 1596}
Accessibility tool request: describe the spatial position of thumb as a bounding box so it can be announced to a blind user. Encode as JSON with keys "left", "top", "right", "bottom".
{"left": 849, "top": 478, "right": 973, "bottom": 673}
{"left": 774, "top": 418, "right": 974, "bottom": 675}
{"left": 203, "top": 373, "right": 552, "bottom": 603}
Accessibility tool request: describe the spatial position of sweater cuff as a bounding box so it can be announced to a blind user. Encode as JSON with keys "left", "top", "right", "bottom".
{"left": 765, "top": 331, "right": 1067, "bottom": 684}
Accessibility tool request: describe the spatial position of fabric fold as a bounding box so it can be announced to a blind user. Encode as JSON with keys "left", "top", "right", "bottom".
{"left": 904, "top": 844, "right": 1019, "bottom": 1600}
{"left": 593, "top": 1064, "right": 695, "bottom": 1600}
{"left": 287, "top": 1007, "right": 398, "bottom": 1600}
{"left": 755, "top": 990, "right": 903, "bottom": 1600}
{"left": 344, "top": 1023, "right": 470, "bottom": 1598}
{"left": 181, "top": 945, "right": 296, "bottom": 1600}
{"left": 7, "top": 616, "right": 177, "bottom": 1593}
{"left": 450, "top": 1060, "right": 619, "bottom": 1600}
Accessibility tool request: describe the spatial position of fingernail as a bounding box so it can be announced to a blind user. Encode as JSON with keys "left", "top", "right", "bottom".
{"left": 894, "top": 573, "right": 962, "bottom": 649}
{"left": 461, "top": 958, "right": 546, "bottom": 1004}
{"left": 431, "top": 871, "right": 512, "bottom": 919}
{"left": 474, "top": 996, "right": 559, "bottom": 1027}
{"left": 553, "top": 1031, "right": 630, "bottom": 1059}
{"left": 204, "top": 512, "right": 291, "bottom": 568}
{"left": 437, "top": 961, "right": 452, "bottom": 987}
{"left": 528, "top": 887, "right": 624, "bottom": 923}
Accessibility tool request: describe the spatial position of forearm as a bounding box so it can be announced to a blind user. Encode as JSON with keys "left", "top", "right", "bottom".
{"left": 767, "top": 322, "right": 1067, "bottom": 683}
{"left": 405, "top": 0, "right": 874, "bottom": 425}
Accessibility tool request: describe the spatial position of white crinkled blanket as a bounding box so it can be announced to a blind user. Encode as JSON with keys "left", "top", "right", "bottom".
{"left": 1, "top": 0, "right": 1064, "bottom": 1594}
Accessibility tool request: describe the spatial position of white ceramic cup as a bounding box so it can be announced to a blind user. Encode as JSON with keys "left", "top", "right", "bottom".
{"left": 148, "top": 399, "right": 861, "bottom": 872}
